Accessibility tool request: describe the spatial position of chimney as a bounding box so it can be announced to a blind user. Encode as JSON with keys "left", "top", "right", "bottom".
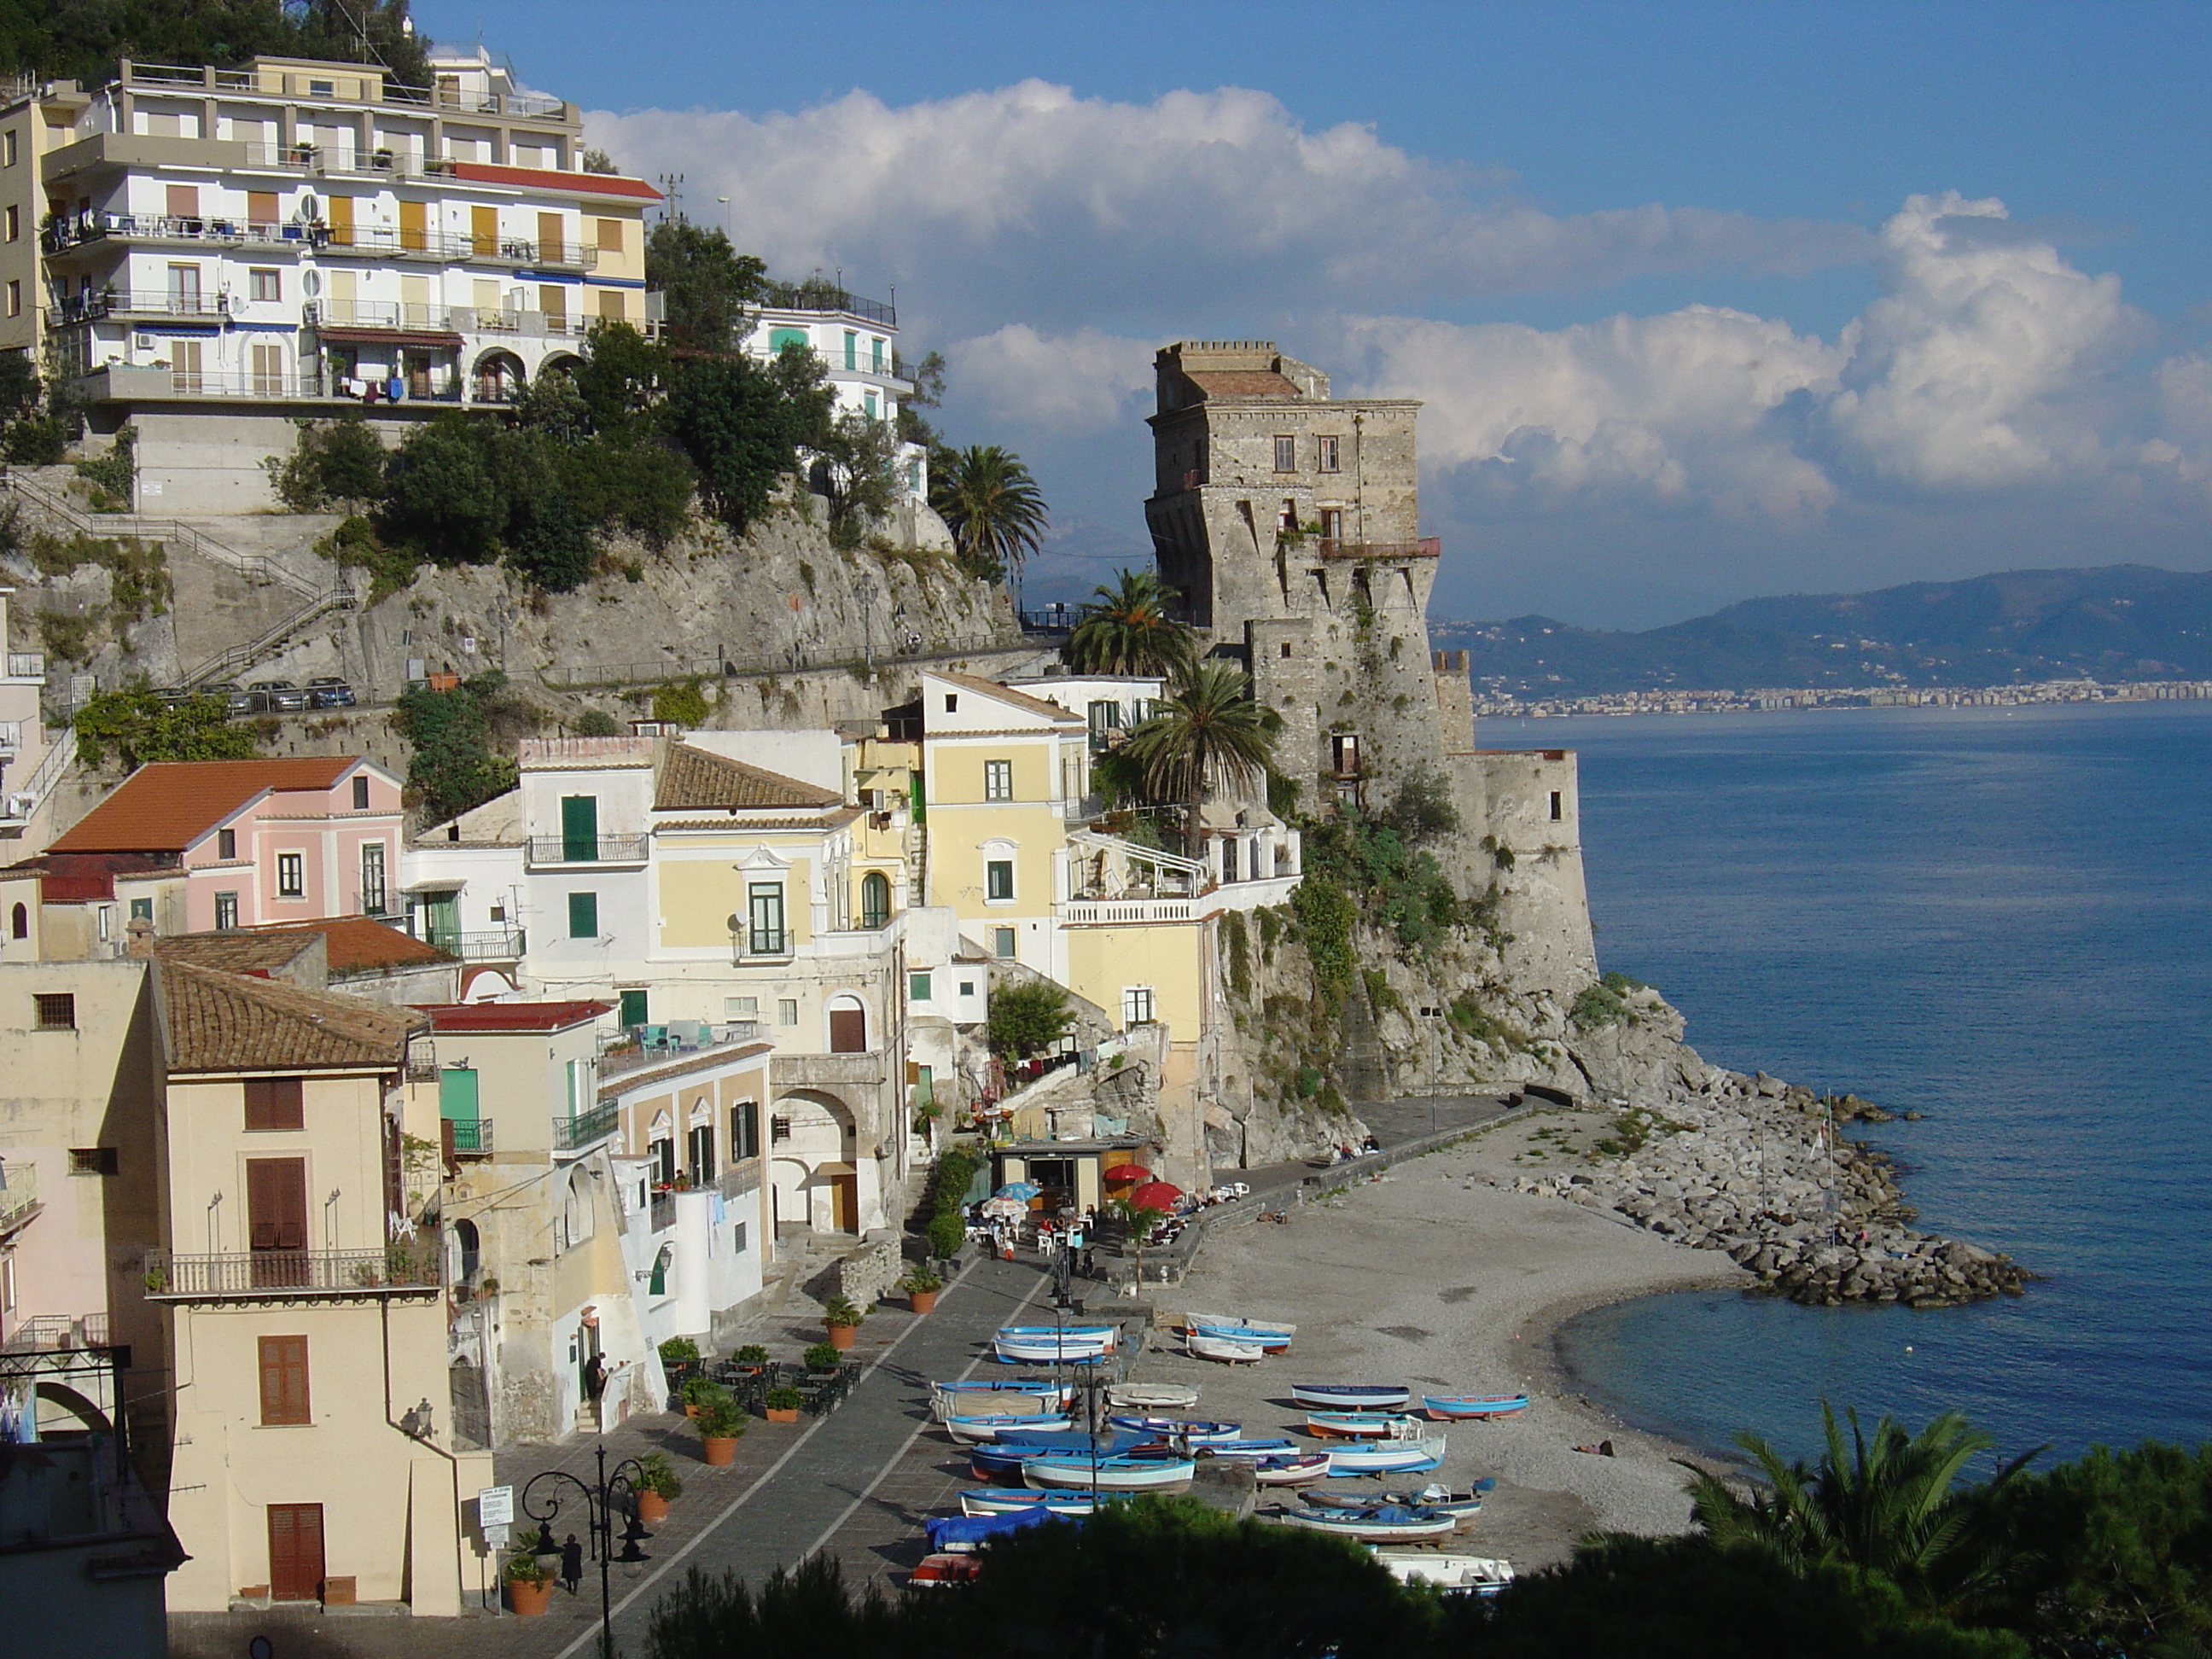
{"left": 125, "top": 916, "right": 155, "bottom": 958}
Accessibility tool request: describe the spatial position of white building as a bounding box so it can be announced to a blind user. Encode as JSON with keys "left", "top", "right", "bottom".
{"left": 739, "top": 284, "right": 928, "bottom": 503}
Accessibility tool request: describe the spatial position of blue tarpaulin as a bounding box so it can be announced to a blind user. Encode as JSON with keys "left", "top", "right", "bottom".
{"left": 924, "top": 1506, "right": 1057, "bottom": 1550}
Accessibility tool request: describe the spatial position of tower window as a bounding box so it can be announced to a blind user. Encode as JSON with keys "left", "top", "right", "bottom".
{"left": 1273, "top": 434, "right": 1296, "bottom": 472}
{"left": 1317, "top": 434, "right": 1341, "bottom": 472}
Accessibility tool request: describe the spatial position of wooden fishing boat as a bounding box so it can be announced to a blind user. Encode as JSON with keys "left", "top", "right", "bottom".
{"left": 1421, "top": 1394, "right": 1531, "bottom": 1420}
{"left": 1196, "top": 1437, "right": 1299, "bottom": 1460}
{"left": 1187, "top": 1332, "right": 1266, "bottom": 1364}
{"left": 997, "top": 1324, "right": 1117, "bottom": 1348}
{"left": 1289, "top": 1382, "right": 1411, "bottom": 1410}
{"left": 1250, "top": 1452, "right": 1334, "bottom": 1486}
{"left": 1023, "top": 1452, "right": 1196, "bottom": 1492}
{"left": 1185, "top": 1312, "right": 1298, "bottom": 1340}
{"left": 959, "top": 1487, "right": 1101, "bottom": 1516}
{"left": 906, "top": 1552, "right": 983, "bottom": 1589}
{"left": 934, "top": 1377, "right": 1066, "bottom": 1413}
{"left": 1303, "top": 1410, "right": 1429, "bottom": 1439}
{"left": 1105, "top": 1416, "right": 1243, "bottom": 1444}
{"left": 994, "top": 1332, "right": 1113, "bottom": 1364}
{"left": 1324, "top": 1435, "right": 1447, "bottom": 1476}
{"left": 1187, "top": 1313, "right": 1296, "bottom": 1351}
{"left": 1307, "top": 1481, "right": 1487, "bottom": 1526}
{"left": 1273, "top": 1504, "right": 1458, "bottom": 1543}
{"left": 1104, "top": 1382, "right": 1199, "bottom": 1412}
{"left": 943, "top": 1411, "right": 1074, "bottom": 1444}
{"left": 1372, "top": 1553, "right": 1515, "bottom": 1596}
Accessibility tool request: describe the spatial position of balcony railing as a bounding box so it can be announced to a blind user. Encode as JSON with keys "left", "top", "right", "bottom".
{"left": 527, "top": 834, "right": 649, "bottom": 865}
{"left": 649, "top": 1191, "right": 675, "bottom": 1233}
{"left": 443, "top": 1117, "right": 493, "bottom": 1155}
{"left": 143, "top": 1243, "right": 439, "bottom": 1300}
{"left": 552, "top": 1099, "right": 621, "bottom": 1153}
{"left": 1316, "top": 537, "right": 1442, "bottom": 560}
{"left": 43, "top": 212, "right": 597, "bottom": 271}
{"left": 0, "top": 1162, "right": 41, "bottom": 1233}
{"left": 77, "top": 364, "right": 331, "bottom": 400}
{"left": 49, "top": 288, "right": 230, "bottom": 324}
{"left": 306, "top": 298, "right": 457, "bottom": 334}
{"left": 761, "top": 283, "right": 895, "bottom": 326}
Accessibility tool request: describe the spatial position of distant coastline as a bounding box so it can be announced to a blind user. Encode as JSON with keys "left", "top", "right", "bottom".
{"left": 1476, "top": 677, "right": 2212, "bottom": 719}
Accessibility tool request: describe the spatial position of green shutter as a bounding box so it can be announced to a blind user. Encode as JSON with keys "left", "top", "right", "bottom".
{"left": 561, "top": 795, "right": 599, "bottom": 861}
{"left": 620, "top": 988, "right": 648, "bottom": 1028}
{"left": 568, "top": 890, "right": 598, "bottom": 939}
{"left": 910, "top": 770, "right": 926, "bottom": 826}
{"left": 769, "top": 326, "right": 808, "bottom": 353}
{"left": 439, "top": 1067, "right": 480, "bottom": 1122}
{"left": 909, "top": 972, "right": 930, "bottom": 1002}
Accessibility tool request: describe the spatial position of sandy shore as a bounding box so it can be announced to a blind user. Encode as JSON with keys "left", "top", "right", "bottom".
{"left": 1116, "top": 1110, "right": 1750, "bottom": 1570}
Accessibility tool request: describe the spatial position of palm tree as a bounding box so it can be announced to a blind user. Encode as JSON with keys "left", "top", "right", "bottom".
{"left": 1682, "top": 1404, "right": 2040, "bottom": 1618}
{"left": 929, "top": 445, "right": 1048, "bottom": 599}
{"left": 1123, "top": 661, "right": 1280, "bottom": 856}
{"left": 1062, "top": 569, "right": 1196, "bottom": 678}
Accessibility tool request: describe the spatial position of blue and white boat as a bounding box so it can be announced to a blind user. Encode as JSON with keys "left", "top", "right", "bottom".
{"left": 1250, "top": 1452, "right": 1333, "bottom": 1486}
{"left": 1324, "top": 1435, "right": 1447, "bottom": 1476}
{"left": 1186, "top": 1311, "right": 1297, "bottom": 1345}
{"left": 1309, "top": 1480, "right": 1487, "bottom": 1526}
{"left": 1196, "top": 1437, "right": 1299, "bottom": 1460}
{"left": 1274, "top": 1504, "right": 1457, "bottom": 1543}
{"left": 1024, "top": 1452, "right": 1196, "bottom": 1492}
{"left": 1290, "top": 1382, "right": 1411, "bottom": 1410}
{"left": 994, "top": 1328, "right": 1115, "bottom": 1364}
{"left": 997, "top": 1324, "right": 1116, "bottom": 1348}
{"left": 959, "top": 1487, "right": 1105, "bottom": 1516}
{"left": 1106, "top": 1416, "right": 1244, "bottom": 1445}
{"left": 1421, "top": 1393, "right": 1531, "bottom": 1420}
{"left": 934, "top": 1377, "right": 1066, "bottom": 1412}
{"left": 1187, "top": 1332, "right": 1266, "bottom": 1364}
{"left": 1305, "top": 1410, "right": 1429, "bottom": 1440}
{"left": 943, "top": 1411, "right": 1074, "bottom": 1444}
{"left": 1372, "top": 1552, "right": 1515, "bottom": 1597}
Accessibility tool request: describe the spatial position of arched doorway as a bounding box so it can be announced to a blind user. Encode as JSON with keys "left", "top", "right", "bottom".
{"left": 767, "top": 1091, "right": 859, "bottom": 1233}
{"left": 860, "top": 870, "right": 891, "bottom": 929}
{"left": 826, "top": 994, "right": 867, "bottom": 1053}
{"left": 472, "top": 348, "right": 525, "bottom": 404}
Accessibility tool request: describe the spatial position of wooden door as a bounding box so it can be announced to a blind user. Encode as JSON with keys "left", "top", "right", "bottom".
{"left": 829, "top": 1007, "right": 866, "bottom": 1053}
{"left": 470, "top": 205, "right": 496, "bottom": 258}
{"left": 830, "top": 1173, "right": 857, "bottom": 1232}
{"left": 267, "top": 1502, "right": 324, "bottom": 1601}
{"left": 325, "top": 193, "right": 353, "bottom": 247}
{"left": 399, "top": 198, "right": 427, "bottom": 252}
{"left": 247, "top": 1157, "right": 308, "bottom": 1286}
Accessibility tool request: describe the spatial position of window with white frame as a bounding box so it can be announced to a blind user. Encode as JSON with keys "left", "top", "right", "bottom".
{"left": 1317, "top": 434, "right": 1341, "bottom": 472}
{"left": 725, "top": 996, "right": 760, "bottom": 1020}
{"left": 777, "top": 998, "right": 799, "bottom": 1026}
{"left": 983, "top": 759, "right": 1013, "bottom": 801}
{"left": 1123, "top": 987, "right": 1155, "bottom": 1026}
{"left": 276, "top": 852, "right": 304, "bottom": 898}
{"left": 991, "top": 927, "right": 1016, "bottom": 958}
{"left": 358, "top": 842, "right": 387, "bottom": 914}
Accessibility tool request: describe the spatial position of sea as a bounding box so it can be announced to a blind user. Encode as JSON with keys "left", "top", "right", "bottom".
{"left": 1477, "top": 701, "right": 2212, "bottom": 1468}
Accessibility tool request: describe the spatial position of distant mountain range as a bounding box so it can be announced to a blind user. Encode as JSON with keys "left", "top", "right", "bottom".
{"left": 1431, "top": 565, "right": 2212, "bottom": 696}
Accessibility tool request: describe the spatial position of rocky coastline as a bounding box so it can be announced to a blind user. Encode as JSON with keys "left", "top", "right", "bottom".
{"left": 1507, "top": 1069, "right": 2030, "bottom": 1308}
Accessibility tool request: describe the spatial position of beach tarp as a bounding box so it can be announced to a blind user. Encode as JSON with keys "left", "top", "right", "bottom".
{"left": 925, "top": 1507, "right": 1058, "bottom": 1550}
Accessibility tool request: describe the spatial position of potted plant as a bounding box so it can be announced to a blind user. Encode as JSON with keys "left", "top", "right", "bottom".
{"left": 632, "top": 1452, "right": 682, "bottom": 1524}
{"left": 926, "top": 1211, "right": 966, "bottom": 1266}
{"left": 763, "top": 1385, "right": 803, "bottom": 1424}
{"left": 504, "top": 1548, "right": 555, "bottom": 1615}
{"left": 803, "top": 1342, "right": 842, "bottom": 1374}
{"left": 679, "top": 1374, "right": 721, "bottom": 1419}
{"left": 820, "top": 1295, "right": 865, "bottom": 1352}
{"left": 899, "top": 1266, "right": 943, "bottom": 1314}
{"left": 696, "top": 1391, "right": 745, "bottom": 1466}
{"left": 731, "top": 1344, "right": 770, "bottom": 1377}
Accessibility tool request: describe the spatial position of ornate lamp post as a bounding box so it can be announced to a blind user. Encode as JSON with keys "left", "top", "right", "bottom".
{"left": 520, "top": 1445, "right": 652, "bottom": 1656}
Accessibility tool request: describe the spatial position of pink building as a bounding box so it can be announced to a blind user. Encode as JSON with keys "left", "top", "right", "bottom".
{"left": 45, "top": 757, "right": 404, "bottom": 934}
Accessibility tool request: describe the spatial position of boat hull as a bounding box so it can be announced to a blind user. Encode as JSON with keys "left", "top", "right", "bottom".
{"left": 944, "top": 1412, "right": 1074, "bottom": 1444}
{"left": 1105, "top": 1416, "right": 1243, "bottom": 1444}
{"left": 1023, "top": 1456, "right": 1196, "bottom": 1492}
{"left": 1275, "top": 1508, "right": 1458, "bottom": 1544}
{"left": 1250, "top": 1453, "right": 1333, "bottom": 1485}
{"left": 1324, "top": 1437, "right": 1447, "bottom": 1476}
{"left": 1304, "top": 1411, "right": 1427, "bottom": 1439}
{"left": 1187, "top": 1334, "right": 1266, "bottom": 1364}
{"left": 1422, "top": 1394, "right": 1531, "bottom": 1419}
{"left": 1105, "top": 1383, "right": 1200, "bottom": 1411}
{"left": 1373, "top": 1553, "right": 1515, "bottom": 1596}
{"left": 1290, "top": 1383, "right": 1411, "bottom": 1410}
{"left": 960, "top": 1488, "right": 1099, "bottom": 1516}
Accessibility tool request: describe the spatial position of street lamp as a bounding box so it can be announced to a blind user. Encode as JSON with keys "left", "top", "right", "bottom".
{"left": 521, "top": 1444, "right": 652, "bottom": 1657}
{"left": 1419, "top": 1005, "right": 1446, "bottom": 1136}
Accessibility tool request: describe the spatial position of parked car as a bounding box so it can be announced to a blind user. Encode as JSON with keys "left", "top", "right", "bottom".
{"left": 150, "top": 685, "right": 189, "bottom": 706}
{"left": 250, "top": 679, "right": 307, "bottom": 713}
{"left": 212, "top": 682, "right": 261, "bottom": 716}
{"left": 306, "top": 677, "right": 355, "bottom": 709}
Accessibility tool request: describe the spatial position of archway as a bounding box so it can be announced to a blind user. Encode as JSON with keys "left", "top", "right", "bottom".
{"left": 826, "top": 994, "right": 867, "bottom": 1054}
{"left": 471, "top": 348, "right": 525, "bottom": 404}
{"left": 860, "top": 870, "right": 890, "bottom": 930}
{"left": 767, "top": 1091, "right": 858, "bottom": 1234}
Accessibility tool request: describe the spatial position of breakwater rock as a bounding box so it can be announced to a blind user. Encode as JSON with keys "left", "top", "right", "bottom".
{"left": 1507, "top": 1071, "right": 2029, "bottom": 1307}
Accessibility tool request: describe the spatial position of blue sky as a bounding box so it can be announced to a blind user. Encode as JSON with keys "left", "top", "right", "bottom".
{"left": 419, "top": 1, "right": 2212, "bottom": 627}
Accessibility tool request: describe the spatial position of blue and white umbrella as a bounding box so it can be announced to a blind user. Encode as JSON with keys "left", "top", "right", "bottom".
{"left": 994, "top": 1181, "right": 1041, "bottom": 1200}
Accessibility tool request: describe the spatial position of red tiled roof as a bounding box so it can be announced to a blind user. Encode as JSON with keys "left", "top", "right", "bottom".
{"left": 928, "top": 672, "right": 1086, "bottom": 725}
{"left": 417, "top": 1000, "right": 613, "bottom": 1034}
{"left": 449, "top": 161, "right": 662, "bottom": 201}
{"left": 1185, "top": 370, "right": 1305, "bottom": 399}
{"left": 49, "top": 758, "right": 364, "bottom": 853}
{"left": 161, "top": 917, "right": 456, "bottom": 975}
{"left": 655, "top": 744, "right": 843, "bottom": 812}
{"left": 159, "top": 959, "right": 421, "bottom": 1073}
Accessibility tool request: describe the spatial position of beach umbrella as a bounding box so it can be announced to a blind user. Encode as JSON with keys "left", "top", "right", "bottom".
{"left": 1103, "top": 1164, "right": 1150, "bottom": 1184}
{"left": 994, "top": 1181, "right": 1041, "bottom": 1200}
{"left": 980, "top": 1196, "right": 1027, "bottom": 1219}
{"left": 1128, "top": 1181, "right": 1183, "bottom": 1212}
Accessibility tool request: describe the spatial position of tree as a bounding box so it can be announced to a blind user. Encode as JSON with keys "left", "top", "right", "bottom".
{"left": 0, "top": 2, "right": 431, "bottom": 85}
{"left": 814, "top": 410, "right": 902, "bottom": 549}
{"left": 894, "top": 347, "right": 946, "bottom": 451}
{"left": 646, "top": 1556, "right": 905, "bottom": 1659}
{"left": 929, "top": 444, "right": 1047, "bottom": 593}
{"left": 73, "top": 686, "right": 256, "bottom": 770}
{"left": 574, "top": 320, "right": 674, "bottom": 439}
{"left": 1684, "top": 1405, "right": 2040, "bottom": 1621}
{"left": 646, "top": 220, "right": 767, "bottom": 352}
{"left": 393, "top": 672, "right": 521, "bottom": 824}
{"left": 665, "top": 356, "right": 816, "bottom": 533}
{"left": 379, "top": 413, "right": 505, "bottom": 562}
{"left": 1062, "top": 569, "right": 1196, "bottom": 678}
{"left": 266, "top": 414, "right": 385, "bottom": 510}
{"left": 1123, "top": 661, "right": 1280, "bottom": 854}
{"left": 986, "top": 980, "right": 1074, "bottom": 1060}
{"left": 1381, "top": 765, "right": 1459, "bottom": 843}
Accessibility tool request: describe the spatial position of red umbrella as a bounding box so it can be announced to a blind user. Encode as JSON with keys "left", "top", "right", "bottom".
{"left": 1128, "top": 1181, "right": 1183, "bottom": 1212}
{"left": 1103, "top": 1164, "right": 1150, "bottom": 1184}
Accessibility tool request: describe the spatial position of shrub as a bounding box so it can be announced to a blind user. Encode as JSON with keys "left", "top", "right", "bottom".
{"left": 381, "top": 414, "right": 505, "bottom": 562}
{"left": 764, "top": 1385, "right": 803, "bottom": 1411}
{"left": 987, "top": 979, "right": 1074, "bottom": 1059}
{"left": 1289, "top": 874, "right": 1356, "bottom": 1007}
{"left": 803, "top": 1342, "right": 841, "bottom": 1371}
{"left": 573, "top": 708, "right": 622, "bottom": 737}
{"left": 659, "top": 1336, "right": 701, "bottom": 1364}
{"left": 696, "top": 1393, "right": 748, "bottom": 1439}
{"left": 652, "top": 677, "right": 710, "bottom": 725}
{"left": 73, "top": 684, "right": 255, "bottom": 768}
{"left": 1221, "top": 910, "right": 1251, "bottom": 1001}
{"left": 266, "top": 415, "right": 385, "bottom": 509}
{"left": 819, "top": 1295, "right": 864, "bottom": 1330}
{"left": 1382, "top": 765, "right": 1458, "bottom": 842}
{"left": 635, "top": 1451, "right": 684, "bottom": 1499}
{"left": 504, "top": 1547, "right": 552, "bottom": 1586}
{"left": 1569, "top": 981, "right": 1629, "bottom": 1030}
{"left": 317, "top": 514, "right": 417, "bottom": 602}
{"left": 72, "top": 425, "right": 135, "bottom": 509}
{"left": 926, "top": 1210, "right": 966, "bottom": 1260}
{"left": 1482, "top": 833, "right": 1517, "bottom": 871}
{"left": 899, "top": 1265, "right": 943, "bottom": 1295}
{"left": 562, "top": 434, "right": 694, "bottom": 544}
{"left": 665, "top": 355, "right": 820, "bottom": 533}
{"left": 733, "top": 1345, "right": 770, "bottom": 1366}
{"left": 393, "top": 672, "right": 523, "bottom": 824}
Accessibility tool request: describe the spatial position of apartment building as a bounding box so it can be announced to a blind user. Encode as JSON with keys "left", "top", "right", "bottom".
{"left": 0, "top": 49, "right": 656, "bottom": 509}
{"left": 150, "top": 958, "right": 492, "bottom": 1613}
{"left": 742, "top": 282, "right": 928, "bottom": 501}
{"left": 40, "top": 754, "right": 404, "bottom": 935}
{"left": 0, "top": 587, "right": 57, "bottom": 853}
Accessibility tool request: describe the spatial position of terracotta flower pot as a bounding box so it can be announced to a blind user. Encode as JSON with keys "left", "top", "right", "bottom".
{"left": 909, "top": 1289, "right": 939, "bottom": 1314}
{"left": 765, "top": 1406, "right": 800, "bottom": 1423}
{"left": 507, "top": 1576, "right": 554, "bottom": 1616}
{"left": 637, "top": 1490, "right": 670, "bottom": 1525}
{"left": 701, "top": 1435, "right": 739, "bottom": 1466}
{"left": 826, "top": 1324, "right": 858, "bottom": 1351}
{"left": 684, "top": 1402, "right": 700, "bottom": 1419}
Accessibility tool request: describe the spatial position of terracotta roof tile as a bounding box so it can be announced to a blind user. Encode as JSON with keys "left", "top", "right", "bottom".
{"left": 50, "top": 758, "right": 363, "bottom": 853}
{"left": 928, "top": 672, "right": 1087, "bottom": 725}
{"left": 418, "top": 1000, "right": 613, "bottom": 1034}
{"left": 160, "top": 917, "right": 456, "bottom": 976}
{"left": 158, "top": 958, "right": 419, "bottom": 1073}
{"left": 655, "top": 743, "right": 843, "bottom": 812}
{"left": 1184, "top": 370, "right": 1306, "bottom": 399}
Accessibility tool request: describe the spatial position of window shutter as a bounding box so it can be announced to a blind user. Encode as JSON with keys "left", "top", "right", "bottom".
{"left": 244, "top": 1077, "right": 303, "bottom": 1131}
{"left": 259, "top": 1335, "right": 309, "bottom": 1423}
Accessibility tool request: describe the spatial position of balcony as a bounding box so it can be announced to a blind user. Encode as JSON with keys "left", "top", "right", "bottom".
{"left": 142, "top": 1243, "right": 439, "bottom": 1301}
{"left": 771, "top": 1050, "right": 887, "bottom": 1090}
{"left": 49, "top": 287, "right": 231, "bottom": 325}
{"left": 761, "top": 282, "right": 895, "bottom": 326}
{"left": 527, "top": 834, "right": 649, "bottom": 867}
{"left": 70, "top": 364, "right": 339, "bottom": 404}
{"left": 1058, "top": 897, "right": 1200, "bottom": 925}
{"left": 649, "top": 1190, "right": 675, "bottom": 1233}
{"left": 0, "top": 720, "right": 19, "bottom": 755}
{"left": 0, "top": 1162, "right": 41, "bottom": 1237}
{"left": 5, "top": 653, "right": 43, "bottom": 678}
{"left": 552, "top": 1098, "right": 621, "bottom": 1154}
{"left": 42, "top": 211, "right": 597, "bottom": 271}
{"left": 306, "top": 298, "right": 460, "bottom": 336}
{"left": 441, "top": 1117, "right": 493, "bottom": 1157}
{"left": 1315, "top": 537, "right": 1441, "bottom": 560}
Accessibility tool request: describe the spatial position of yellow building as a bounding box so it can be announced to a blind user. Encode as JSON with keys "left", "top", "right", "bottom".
{"left": 149, "top": 958, "right": 491, "bottom": 1613}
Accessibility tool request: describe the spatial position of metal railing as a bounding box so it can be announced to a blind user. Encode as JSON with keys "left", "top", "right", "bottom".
{"left": 45, "top": 212, "right": 597, "bottom": 270}
{"left": 143, "top": 1243, "right": 439, "bottom": 1298}
{"left": 649, "top": 1191, "right": 675, "bottom": 1233}
{"left": 762, "top": 283, "right": 895, "bottom": 325}
{"left": 527, "top": 834, "right": 649, "bottom": 864}
{"left": 5, "top": 653, "right": 43, "bottom": 678}
{"left": 430, "top": 928, "right": 526, "bottom": 961}
{"left": 0, "top": 1162, "right": 40, "bottom": 1231}
{"left": 50, "top": 288, "right": 230, "bottom": 323}
{"left": 552, "top": 1099, "right": 620, "bottom": 1153}
{"left": 306, "top": 298, "right": 455, "bottom": 333}
{"left": 115, "top": 61, "right": 570, "bottom": 121}
{"left": 445, "top": 1117, "right": 493, "bottom": 1155}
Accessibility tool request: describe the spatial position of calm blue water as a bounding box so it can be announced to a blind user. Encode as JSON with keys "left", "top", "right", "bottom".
{"left": 1481, "top": 702, "right": 2212, "bottom": 1467}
